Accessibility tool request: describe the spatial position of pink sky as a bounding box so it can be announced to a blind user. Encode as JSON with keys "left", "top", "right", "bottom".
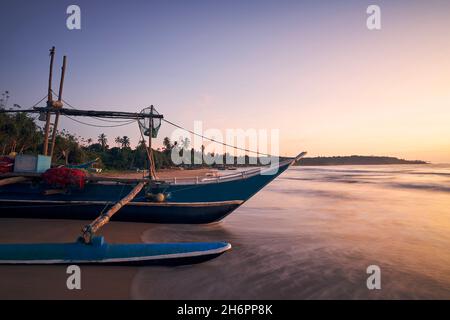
{"left": 1, "top": 1, "right": 449, "bottom": 162}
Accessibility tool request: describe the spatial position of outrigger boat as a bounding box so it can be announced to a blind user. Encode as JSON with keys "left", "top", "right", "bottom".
{"left": 0, "top": 179, "right": 231, "bottom": 265}
{"left": 0, "top": 47, "right": 306, "bottom": 224}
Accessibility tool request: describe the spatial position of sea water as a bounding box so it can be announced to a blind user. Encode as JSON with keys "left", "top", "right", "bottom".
{"left": 133, "top": 164, "right": 450, "bottom": 299}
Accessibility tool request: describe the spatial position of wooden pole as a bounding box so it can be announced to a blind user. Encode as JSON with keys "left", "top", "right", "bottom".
{"left": 81, "top": 181, "right": 147, "bottom": 244}
{"left": 43, "top": 47, "right": 56, "bottom": 156}
{"left": 148, "top": 105, "right": 157, "bottom": 180}
{"left": 1, "top": 108, "right": 164, "bottom": 120}
{"left": 49, "top": 55, "right": 67, "bottom": 159}
{"left": 57, "top": 56, "right": 67, "bottom": 101}
{"left": 0, "top": 176, "right": 29, "bottom": 187}
{"left": 47, "top": 47, "right": 55, "bottom": 103}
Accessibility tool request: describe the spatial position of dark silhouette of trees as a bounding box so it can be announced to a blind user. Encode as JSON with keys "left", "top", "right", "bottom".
{"left": 97, "top": 133, "right": 108, "bottom": 151}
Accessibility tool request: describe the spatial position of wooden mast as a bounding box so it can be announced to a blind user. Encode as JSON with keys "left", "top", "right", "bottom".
{"left": 42, "top": 46, "right": 55, "bottom": 156}
{"left": 49, "top": 55, "right": 66, "bottom": 158}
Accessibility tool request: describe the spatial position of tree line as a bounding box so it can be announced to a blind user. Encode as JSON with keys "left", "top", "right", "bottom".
{"left": 0, "top": 102, "right": 264, "bottom": 170}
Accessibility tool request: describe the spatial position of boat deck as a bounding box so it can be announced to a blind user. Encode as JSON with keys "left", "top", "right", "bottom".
{"left": 0, "top": 165, "right": 274, "bottom": 185}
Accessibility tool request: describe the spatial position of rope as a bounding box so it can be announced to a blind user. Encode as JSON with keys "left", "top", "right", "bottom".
{"left": 162, "top": 118, "right": 275, "bottom": 157}
{"left": 63, "top": 115, "right": 136, "bottom": 128}
{"left": 32, "top": 92, "right": 278, "bottom": 158}
{"left": 50, "top": 90, "right": 135, "bottom": 123}
{"left": 30, "top": 95, "right": 48, "bottom": 108}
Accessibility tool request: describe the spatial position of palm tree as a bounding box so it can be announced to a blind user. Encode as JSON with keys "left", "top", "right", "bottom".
{"left": 97, "top": 133, "right": 107, "bottom": 150}
{"left": 0, "top": 91, "right": 10, "bottom": 109}
{"left": 121, "top": 136, "right": 130, "bottom": 148}
{"left": 163, "top": 137, "right": 171, "bottom": 151}
{"left": 115, "top": 136, "right": 122, "bottom": 148}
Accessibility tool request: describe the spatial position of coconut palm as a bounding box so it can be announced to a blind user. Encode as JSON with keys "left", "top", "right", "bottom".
{"left": 115, "top": 136, "right": 122, "bottom": 148}
{"left": 97, "top": 133, "right": 108, "bottom": 150}
{"left": 121, "top": 136, "right": 130, "bottom": 148}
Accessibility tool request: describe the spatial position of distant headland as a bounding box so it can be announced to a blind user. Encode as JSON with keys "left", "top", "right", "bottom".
{"left": 295, "top": 156, "right": 428, "bottom": 166}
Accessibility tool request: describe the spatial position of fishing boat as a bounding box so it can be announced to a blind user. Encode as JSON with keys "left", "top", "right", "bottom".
{"left": 0, "top": 47, "right": 305, "bottom": 224}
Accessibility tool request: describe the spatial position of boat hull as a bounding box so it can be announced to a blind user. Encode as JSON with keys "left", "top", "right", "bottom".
{"left": 0, "top": 200, "right": 242, "bottom": 224}
{"left": 0, "top": 160, "right": 293, "bottom": 223}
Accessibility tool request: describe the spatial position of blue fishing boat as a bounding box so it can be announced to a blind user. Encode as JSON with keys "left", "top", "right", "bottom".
{"left": 0, "top": 155, "right": 302, "bottom": 223}
{"left": 0, "top": 47, "right": 305, "bottom": 224}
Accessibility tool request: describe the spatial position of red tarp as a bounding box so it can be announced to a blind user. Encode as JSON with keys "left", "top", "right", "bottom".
{"left": 42, "top": 167, "right": 87, "bottom": 189}
{"left": 0, "top": 156, "right": 14, "bottom": 174}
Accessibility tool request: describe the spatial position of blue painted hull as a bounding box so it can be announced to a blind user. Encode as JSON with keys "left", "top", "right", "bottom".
{"left": 0, "top": 161, "right": 292, "bottom": 223}
{"left": 0, "top": 236, "right": 232, "bottom": 265}
{"left": 0, "top": 200, "right": 241, "bottom": 224}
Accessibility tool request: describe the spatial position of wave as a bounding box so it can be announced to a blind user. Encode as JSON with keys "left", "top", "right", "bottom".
{"left": 389, "top": 183, "right": 450, "bottom": 193}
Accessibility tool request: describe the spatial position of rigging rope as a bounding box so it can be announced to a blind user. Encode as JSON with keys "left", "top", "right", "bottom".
{"left": 30, "top": 95, "right": 48, "bottom": 108}
{"left": 50, "top": 91, "right": 135, "bottom": 124}
{"left": 31, "top": 93, "right": 279, "bottom": 158}
{"left": 63, "top": 115, "right": 136, "bottom": 128}
{"left": 162, "top": 119, "right": 275, "bottom": 157}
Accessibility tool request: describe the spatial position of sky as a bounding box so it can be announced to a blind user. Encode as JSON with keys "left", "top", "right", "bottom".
{"left": 0, "top": 0, "right": 449, "bottom": 162}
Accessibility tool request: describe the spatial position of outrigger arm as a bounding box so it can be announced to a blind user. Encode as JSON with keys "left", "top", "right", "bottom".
{"left": 81, "top": 180, "right": 148, "bottom": 244}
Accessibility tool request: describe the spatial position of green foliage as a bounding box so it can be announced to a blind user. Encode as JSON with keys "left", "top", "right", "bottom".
{"left": 0, "top": 110, "right": 178, "bottom": 170}
{"left": 0, "top": 99, "right": 261, "bottom": 170}
{"left": 0, "top": 112, "right": 42, "bottom": 155}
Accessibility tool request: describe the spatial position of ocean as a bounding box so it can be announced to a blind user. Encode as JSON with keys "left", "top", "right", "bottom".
{"left": 1, "top": 164, "right": 449, "bottom": 299}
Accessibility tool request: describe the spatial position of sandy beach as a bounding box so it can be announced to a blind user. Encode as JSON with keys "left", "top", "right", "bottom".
{"left": 96, "top": 168, "right": 217, "bottom": 180}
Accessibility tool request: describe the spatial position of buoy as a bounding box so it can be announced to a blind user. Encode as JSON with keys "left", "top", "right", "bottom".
{"left": 154, "top": 193, "right": 165, "bottom": 202}
{"left": 146, "top": 192, "right": 166, "bottom": 202}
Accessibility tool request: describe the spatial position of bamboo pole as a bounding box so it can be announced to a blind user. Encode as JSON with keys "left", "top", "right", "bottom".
{"left": 1, "top": 108, "right": 164, "bottom": 120}
{"left": 47, "top": 47, "right": 55, "bottom": 105}
{"left": 43, "top": 47, "right": 56, "bottom": 156}
{"left": 81, "top": 181, "right": 147, "bottom": 243}
{"left": 43, "top": 189, "right": 67, "bottom": 195}
{"left": 0, "top": 176, "right": 29, "bottom": 187}
{"left": 49, "top": 55, "right": 67, "bottom": 159}
{"left": 148, "top": 105, "right": 157, "bottom": 180}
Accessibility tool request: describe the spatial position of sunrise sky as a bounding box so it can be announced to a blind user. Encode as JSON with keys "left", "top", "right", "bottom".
{"left": 1, "top": 0, "right": 449, "bottom": 162}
